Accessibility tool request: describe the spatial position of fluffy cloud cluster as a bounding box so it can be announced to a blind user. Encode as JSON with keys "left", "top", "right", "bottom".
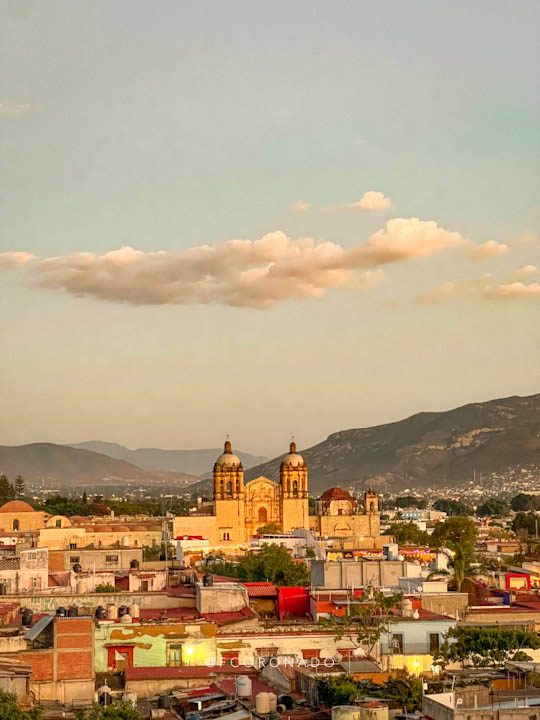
{"left": 32, "top": 219, "right": 462, "bottom": 308}
{"left": 292, "top": 201, "right": 311, "bottom": 213}
{"left": 416, "top": 276, "right": 540, "bottom": 304}
{"left": 0, "top": 251, "right": 35, "bottom": 268}
{"left": 467, "top": 240, "right": 509, "bottom": 261}
{"left": 515, "top": 265, "right": 537, "bottom": 277}
{"left": 0, "top": 101, "right": 34, "bottom": 117}
{"left": 325, "top": 191, "right": 393, "bottom": 212}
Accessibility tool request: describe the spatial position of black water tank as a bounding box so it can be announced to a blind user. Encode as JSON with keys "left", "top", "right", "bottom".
{"left": 98, "top": 690, "right": 112, "bottom": 707}
{"left": 21, "top": 609, "right": 33, "bottom": 626}
{"left": 95, "top": 605, "right": 106, "bottom": 619}
{"left": 118, "top": 604, "right": 129, "bottom": 617}
{"left": 278, "top": 695, "right": 294, "bottom": 710}
{"left": 159, "top": 552, "right": 166, "bottom": 561}
{"left": 56, "top": 607, "right": 66, "bottom": 617}
{"left": 130, "top": 559, "right": 140, "bottom": 569}
{"left": 67, "top": 606, "right": 78, "bottom": 618}
{"left": 158, "top": 695, "right": 171, "bottom": 709}
{"left": 0, "top": 583, "right": 6, "bottom": 596}
{"left": 203, "top": 573, "right": 214, "bottom": 587}
{"left": 72, "top": 563, "right": 82, "bottom": 573}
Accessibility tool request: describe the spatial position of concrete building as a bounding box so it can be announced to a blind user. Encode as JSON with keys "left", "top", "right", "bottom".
{"left": 0, "top": 501, "right": 47, "bottom": 534}
{"left": 311, "top": 558, "right": 422, "bottom": 589}
{"left": 0, "top": 547, "right": 48, "bottom": 594}
{"left": 49, "top": 547, "right": 143, "bottom": 572}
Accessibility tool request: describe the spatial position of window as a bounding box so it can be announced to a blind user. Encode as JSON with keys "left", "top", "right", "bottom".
{"left": 70, "top": 556, "right": 80, "bottom": 564}
{"left": 302, "top": 649, "right": 320, "bottom": 660}
{"left": 292, "top": 480, "right": 298, "bottom": 494}
{"left": 167, "top": 642, "right": 183, "bottom": 667}
{"left": 391, "top": 634, "right": 403, "bottom": 654}
{"left": 429, "top": 633, "right": 440, "bottom": 652}
{"left": 55, "top": 518, "right": 62, "bottom": 527}
{"left": 107, "top": 646, "right": 134, "bottom": 671}
{"left": 69, "top": 542, "right": 77, "bottom": 550}
{"left": 221, "top": 532, "right": 230, "bottom": 541}
{"left": 258, "top": 507, "right": 267, "bottom": 523}
{"left": 226, "top": 481, "right": 233, "bottom": 495}
{"left": 106, "top": 555, "right": 119, "bottom": 564}
{"left": 12, "top": 520, "right": 19, "bottom": 531}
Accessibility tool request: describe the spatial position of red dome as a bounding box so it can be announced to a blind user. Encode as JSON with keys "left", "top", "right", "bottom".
{"left": 319, "top": 487, "right": 354, "bottom": 502}
{"left": 0, "top": 500, "right": 35, "bottom": 513}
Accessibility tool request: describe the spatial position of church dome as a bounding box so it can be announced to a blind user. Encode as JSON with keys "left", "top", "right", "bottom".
{"left": 320, "top": 487, "right": 353, "bottom": 503}
{"left": 280, "top": 441, "right": 305, "bottom": 468}
{"left": 215, "top": 440, "right": 242, "bottom": 467}
{"left": 0, "top": 500, "right": 35, "bottom": 513}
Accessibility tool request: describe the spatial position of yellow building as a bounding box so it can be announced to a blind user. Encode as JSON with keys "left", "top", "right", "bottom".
{"left": 0, "top": 500, "right": 47, "bottom": 533}
{"left": 175, "top": 440, "right": 309, "bottom": 546}
{"left": 174, "top": 440, "right": 385, "bottom": 549}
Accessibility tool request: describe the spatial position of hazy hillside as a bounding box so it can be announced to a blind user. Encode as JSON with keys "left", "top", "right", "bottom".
{"left": 68, "top": 441, "right": 268, "bottom": 475}
{"left": 0, "top": 443, "right": 200, "bottom": 488}
{"left": 243, "top": 393, "right": 540, "bottom": 493}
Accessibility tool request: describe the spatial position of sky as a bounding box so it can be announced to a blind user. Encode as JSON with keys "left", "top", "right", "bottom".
{"left": 1, "top": 0, "right": 539, "bottom": 458}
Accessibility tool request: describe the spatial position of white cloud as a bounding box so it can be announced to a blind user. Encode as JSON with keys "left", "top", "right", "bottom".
{"left": 484, "top": 282, "right": 540, "bottom": 300}
{"left": 515, "top": 264, "right": 537, "bottom": 277}
{"left": 292, "top": 201, "right": 311, "bottom": 213}
{"left": 0, "top": 251, "right": 36, "bottom": 269}
{"left": 0, "top": 101, "right": 34, "bottom": 117}
{"left": 515, "top": 232, "right": 539, "bottom": 246}
{"left": 415, "top": 275, "right": 492, "bottom": 304}
{"left": 467, "top": 240, "right": 509, "bottom": 261}
{"left": 327, "top": 190, "right": 392, "bottom": 212}
{"left": 32, "top": 218, "right": 461, "bottom": 308}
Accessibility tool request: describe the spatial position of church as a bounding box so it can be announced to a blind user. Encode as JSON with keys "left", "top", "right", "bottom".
{"left": 173, "top": 439, "right": 385, "bottom": 549}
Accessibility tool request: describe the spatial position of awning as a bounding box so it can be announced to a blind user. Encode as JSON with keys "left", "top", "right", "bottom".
{"left": 24, "top": 614, "right": 54, "bottom": 641}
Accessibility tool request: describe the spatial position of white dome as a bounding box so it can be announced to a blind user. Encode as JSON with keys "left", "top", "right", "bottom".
{"left": 280, "top": 442, "right": 305, "bottom": 467}
{"left": 215, "top": 440, "right": 242, "bottom": 467}
{"left": 215, "top": 452, "right": 241, "bottom": 466}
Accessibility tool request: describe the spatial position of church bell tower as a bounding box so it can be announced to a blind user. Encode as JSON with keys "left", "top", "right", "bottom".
{"left": 213, "top": 439, "right": 245, "bottom": 543}
{"left": 280, "top": 440, "right": 309, "bottom": 532}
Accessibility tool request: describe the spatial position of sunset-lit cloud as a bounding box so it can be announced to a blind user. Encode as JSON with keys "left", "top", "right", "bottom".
{"left": 415, "top": 275, "right": 492, "bottom": 304}
{"left": 466, "top": 240, "right": 509, "bottom": 261}
{"left": 484, "top": 282, "right": 540, "bottom": 300}
{"left": 292, "top": 201, "right": 311, "bottom": 213}
{"left": 0, "top": 251, "right": 36, "bottom": 269}
{"left": 514, "top": 264, "right": 537, "bottom": 277}
{"left": 325, "top": 190, "right": 392, "bottom": 212}
{"left": 0, "top": 101, "right": 34, "bottom": 117}
{"left": 30, "top": 218, "right": 462, "bottom": 308}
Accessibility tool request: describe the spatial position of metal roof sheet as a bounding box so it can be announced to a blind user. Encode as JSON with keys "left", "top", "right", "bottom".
{"left": 24, "top": 614, "right": 54, "bottom": 641}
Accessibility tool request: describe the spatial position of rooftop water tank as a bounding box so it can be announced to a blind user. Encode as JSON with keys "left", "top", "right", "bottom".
{"left": 72, "top": 563, "right": 82, "bottom": 573}
{"left": 332, "top": 707, "right": 362, "bottom": 720}
{"left": 56, "top": 607, "right": 66, "bottom": 617}
{"left": 268, "top": 693, "right": 278, "bottom": 712}
{"left": 21, "top": 609, "right": 33, "bottom": 627}
{"left": 235, "top": 675, "right": 252, "bottom": 698}
{"left": 123, "top": 692, "right": 137, "bottom": 708}
{"left": 401, "top": 598, "right": 414, "bottom": 617}
{"left": 120, "top": 613, "right": 132, "bottom": 624}
{"left": 95, "top": 606, "right": 106, "bottom": 620}
{"left": 118, "top": 604, "right": 129, "bottom": 617}
{"left": 106, "top": 604, "right": 118, "bottom": 620}
{"left": 255, "top": 693, "right": 271, "bottom": 715}
{"left": 130, "top": 559, "right": 140, "bottom": 569}
{"left": 129, "top": 603, "right": 140, "bottom": 619}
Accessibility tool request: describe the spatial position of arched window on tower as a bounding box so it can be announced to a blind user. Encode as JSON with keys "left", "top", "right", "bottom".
{"left": 258, "top": 507, "right": 267, "bottom": 524}
{"left": 13, "top": 519, "right": 19, "bottom": 531}
{"left": 292, "top": 480, "right": 298, "bottom": 495}
{"left": 226, "top": 481, "right": 233, "bottom": 496}
{"left": 369, "top": 502, "right": 375, "bottom": 513}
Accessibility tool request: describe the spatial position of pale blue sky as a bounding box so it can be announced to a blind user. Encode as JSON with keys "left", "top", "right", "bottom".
{"left": 1, "top": 0, "right": 539, "bottom": 457}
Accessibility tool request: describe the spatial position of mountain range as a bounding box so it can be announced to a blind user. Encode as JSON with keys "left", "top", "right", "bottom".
{"left": 241, "top": 393, "right": 540, "bottom": 493}
{"left": 2, "top": 393, "right": 538, "bottom": 493}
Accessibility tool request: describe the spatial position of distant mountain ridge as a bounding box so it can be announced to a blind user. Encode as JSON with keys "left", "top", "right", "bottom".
{"left": 0, "top": 443, "right": 200, "bottom": 487}
{"left": 68, "top": 441, "right": 268, "bottom": 475}
{"left": 243, "top": 393, "right": 540, "bottom": 493}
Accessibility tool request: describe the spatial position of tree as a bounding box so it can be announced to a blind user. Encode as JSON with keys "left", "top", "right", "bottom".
{"left": 476, "top": 499, "right": 510, "bottom": 517}
{"left": 433, "top": 499, "right": 472, "bottom": 516}
{"left": 317, "top": 675, "right": 422, "bottom": 712}
{"left": 435, "top": 626, "right": 540, "bottom": 668}
{"left": 207, "top": 544, "right": 310, "bottom": 586}
{"left": 75, "top": 703, "right": 140, "bottom": 720}
{"left": 82, "top": 491, "right": 88, "bottom": 504}
{"left": 320, "top": 586, "right": 404, "bottom": 658}
{"left": 430, "top": 543, "right": 482, "bottom": 592}
{"left": 383, "top": 522, "right": 430, "bottom": 545}
{"left": 14, "top": 476, "right": 25, "bottom": 498}
{"left": 512, "top": 512, "right": 538, "bottom": 537}
{"left": 0, "top": 476, "right": 15, "bottom": 503}
{"left": 511, "top": 494, "right": 540, "bottom": 512}
{"left": 431, "top": 516, "right": 477, "bottom": 549}
{"left": 94, "top": 583, "right": 117, "bottom": 593}
{"left": 0, "top": 691, "right": 41, "bottom": 720}
{"left": 256, "top": 523, "right": 282, "bottom": 534}
{"left": 393, "top": 496, "right": 427, "bottom": 510}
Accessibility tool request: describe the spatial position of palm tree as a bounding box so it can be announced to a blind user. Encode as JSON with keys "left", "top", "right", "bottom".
{"left": 429, "top": 542, "right": 482, "bottom": 592}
